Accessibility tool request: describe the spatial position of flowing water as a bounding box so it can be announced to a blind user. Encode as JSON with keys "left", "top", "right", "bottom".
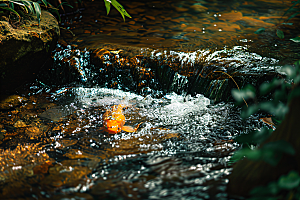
{"left": 0, "top": 0, "right": 299, "bottom": 199}
{"left": 60, "top": 0, "right": 299, "bottom": 58}
{"left": 0, "top": 83, "right": 264, "bottom": 199}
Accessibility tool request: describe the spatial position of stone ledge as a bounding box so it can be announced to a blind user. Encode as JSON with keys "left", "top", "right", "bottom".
{"left": 0, "top": 10, "right": 60, "bottom": 94}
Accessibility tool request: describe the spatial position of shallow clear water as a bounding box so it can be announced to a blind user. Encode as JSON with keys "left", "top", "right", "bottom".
{"left": 1, "top": 0, "right": 299, "bottom": 199}
{"left": 60, "top": 0, "right": 299, "bottom": 59}
{"left": 0, "top": 84, "right": 265, "bottom": 199}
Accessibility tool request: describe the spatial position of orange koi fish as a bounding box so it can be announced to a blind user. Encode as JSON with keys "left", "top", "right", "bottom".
{"left": 102, "top": 104, "right": 140, "bottom": 134}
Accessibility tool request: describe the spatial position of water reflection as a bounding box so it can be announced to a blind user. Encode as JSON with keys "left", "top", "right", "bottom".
{"left": 60, "top": 0, "right": 298, "bottom": 55}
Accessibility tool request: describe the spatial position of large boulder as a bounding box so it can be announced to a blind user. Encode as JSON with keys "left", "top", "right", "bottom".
{"left": 0, "top": 10, "right": 60, "bottom": 94}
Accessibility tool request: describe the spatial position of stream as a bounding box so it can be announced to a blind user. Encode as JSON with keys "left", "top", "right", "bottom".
{"left": 0, "top": 0, "right": 299, "bottom": 199}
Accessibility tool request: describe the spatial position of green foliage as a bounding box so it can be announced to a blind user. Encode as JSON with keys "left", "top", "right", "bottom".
{"left": 255, "top": 1, "right": 300, "bottom": 40}
{"left": 103, "top": 0, "right": 131, "bottom": 21}
{"left": 278, "top": 171, "right": 300, "bottom": 190}
{"left": 0, "top": 5, "right": 21, "bottom": 20}
{"left": 276, "top": 29, "right": 284, "bottom": 39}
{"left": 290, "top": 36, "right": 300, "bottom": 43}
{"left": 231, "top": 84, "right": 256, "bottom": 105}
{"left": 231, "top": 140, "right": 295, "bottom": 166}
{"left": 232, "top": 64, "right": 300, "bottom": 120}
{"left": 0, "top": 0, "right": 131, "bottom": 26}
{"left": 249, "top": 171, "right": 300, "bottom": 199}
{"left": 231, "top": 60, "right": 300, "bottom": 197}
{"left": 235, "top": 127, "right": 273, "bottom": 145}
{"left": 231, "top": 60, "right": 300, "bottom": 151}
{"left": 254, "top": 27, "right": 265, "bottom": 34}
{"left": 283, "top": 0, "right": 300, "bottom": 20}
{"left": 46, "top": 1, "right": 74, "bottom": 23}
{"left": 0, "top": 0, "right": 52, "bottom": 25}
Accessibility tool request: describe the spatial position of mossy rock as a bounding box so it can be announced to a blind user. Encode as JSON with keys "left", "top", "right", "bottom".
{"left": 0, "top": 11, "right": 60, "bottom": 93}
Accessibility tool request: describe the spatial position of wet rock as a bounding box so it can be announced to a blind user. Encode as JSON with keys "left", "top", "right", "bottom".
{"left": 0, "top": 95, "right": 27, "bottom": 109}
{"left": 185, "top": 47, "right": 283, "bottom": 102}
{"left": 39, "top": 105, "right": 76, "bottom": 122}
{"left": 42, "top": 164, "right": 92, "bottom": 189}
{"left": 0, "top": 11, "right": 60, "bottom": 93}
{"left": 38, "top": 44, "right": 91, "bottom": 86}
{"left": 43, "top": 45, "right": 284, "bottom": 102}
{"left": 14, "top": 120, "right": 27, "bottom": 128}
{"left": 0, "top": 129, "right": 5, "bottom": 141}
{"left": 25, "top": 126, "right": 43, "bottom": 139}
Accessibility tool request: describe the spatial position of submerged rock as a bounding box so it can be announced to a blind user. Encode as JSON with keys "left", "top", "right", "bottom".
{"left": 0, "top": 95, "right": 27, "bottom": 110}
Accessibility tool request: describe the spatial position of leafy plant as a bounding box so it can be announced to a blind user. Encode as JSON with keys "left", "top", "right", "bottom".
{"left": 230, "top": 60, "right": 300, "bottom": 198}
{"left": 104, "top": 0, "right": 131, "bottom": 21}
{"left": 231, "top": 140, "right": 295, "bottom": 166}
{"left": 249, "top": 171, "right": 300, "bottom": 200}
{"left": 0, "top": 0, "right": 131, "bottom": 27}
{"left": 255, "top": 1, "right": 300, "bottom": 40}
{"left": 0, "top": 0, "right": 44, "bottom": 24}
{"left": 282, "top": 0, "right": 300, "bottom": 21}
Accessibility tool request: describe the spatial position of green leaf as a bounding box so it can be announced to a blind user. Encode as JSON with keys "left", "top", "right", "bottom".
{"left": 46, "top": 1, "right": 61, "bottom": 22}
{"left": 9, "top": 1, "right": 14, "bottom": 9}
{"left": 259, "top": 101, "right": 288, "bottom": 119}
{"left": 111, "top": 0, "right": 131, "bottom": 20}
{"left": 294, "top": 60, "right": 300, "bottom": 65}
{"left": 259, "top": 79, "right": 283, "bottom": 96}
{"left": 232, "top": 148, "right": 262, "bottom": 161}
{"left": 231, "top": 84, "right": 256, "bottom": 104}
{"left": 273, "top": 89, "right": 288, "bottom": 101}
{"left": 236, "top": 127, "right": 273, "bottom": 145}
{"left": 104, "top": 0, "right": 110, "bottom": 15}
{"left": 255, "top": 27, "right": 265, "bottom": 34}
{"left": 276, "top": 29, "right": 284, "bottom": 39}
{"left": 280, "top": 65, "right": 297, "bottom": 78}
{"left": 283, "top": 0, "right": 300, "bottom": 17}
{"left": 32, "top": 1, "right": 41, "bottom": 24}
{"left": 260, "top": 149, "right": 280, "bottom": 166}
{"left": 267, "top": 182, "right": 280, "bottom": 195}
{"left": 234, "top": 141, "right": 295, "bottom": 166}
{"left": 20, "top": 0, "right": 34, "bottom": 14}
{"left": 39, "top": 0, "right": 47, "bottom": 7}
{"left": 57, "top": 2, "right": 73, "bottom": 9}
{"left": 0, "top": 6, "right": 20, "bottom": 20}
{"left": 262, "top": 140, "right": 295, "bottom": 156}
{"left": 287, "top": 12, "right": 300, "bottom": 21}
{"left": 271, "top": 116, "right": 282, "bottom": 126}
{"left": 12, "top": 1, "right": 28, "bottom": 13}
{"left": 271, "top": 102, "right": 289, "bottom": 118}
{"left": 290, "top": 36, "right": 300, "bottom": 43}
{"left": 278, "top": 170, "right": 300, "bottom": 190}
{"left": 241, "top": 104, "right": 259, "bottom": 119}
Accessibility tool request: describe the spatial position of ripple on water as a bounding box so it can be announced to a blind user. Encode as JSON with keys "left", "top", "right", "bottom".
{"left": 0, "top": 85, "right": 262, "bottom": 199}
